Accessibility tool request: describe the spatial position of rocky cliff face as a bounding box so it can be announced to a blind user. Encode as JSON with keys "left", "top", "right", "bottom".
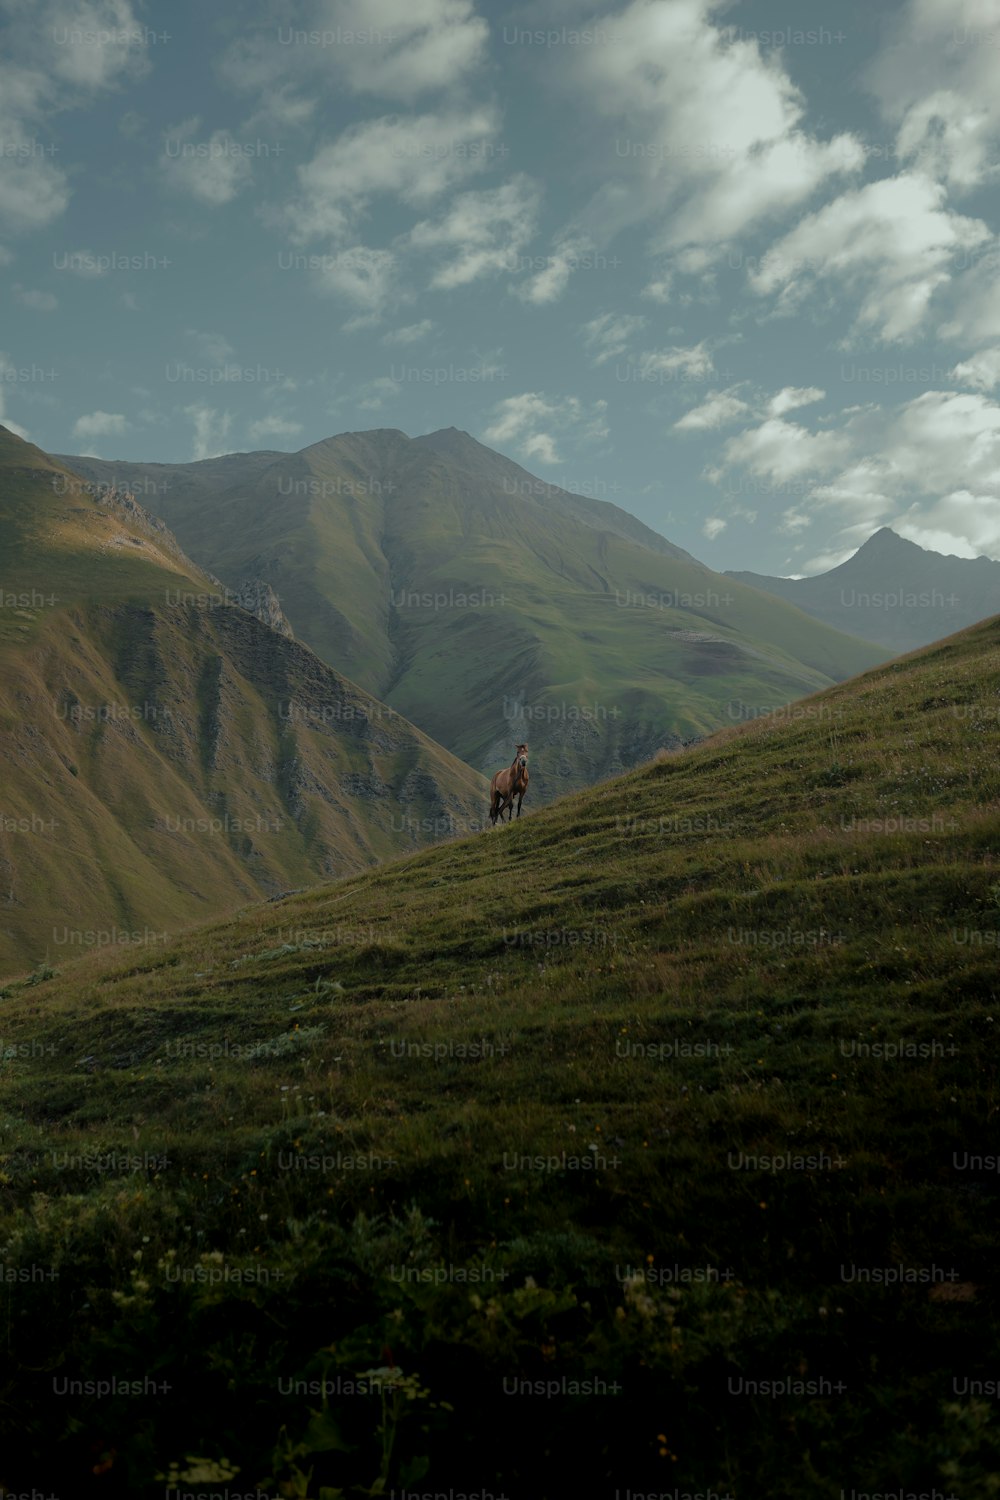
{"left": 84, "top": 482, "right": 223, "bottom": 583}
{"left": 231, "top": 578, "right": 294, "bottom": 638}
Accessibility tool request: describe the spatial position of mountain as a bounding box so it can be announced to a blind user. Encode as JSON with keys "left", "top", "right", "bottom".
{"left": 60, "top": 428, "right": 889, "bottom": 800}
{"left": 2, "top": 608, "right": 998, "bottom": 1492}
{"left": 0, "top": 425, "right": 486, "bottom": 974}
{"left": 727, "top": 527, "right": 1000, "bottom": 653}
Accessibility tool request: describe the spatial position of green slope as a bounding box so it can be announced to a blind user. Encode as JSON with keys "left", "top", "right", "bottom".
{"left": 60, "top": 428, "right": 889, "bottom": 801}
{"left": 1, "top": 613, "right": 998, "bottom": 1495}
{"left": 0, "top": 425, "right": 487, "bottom": 972}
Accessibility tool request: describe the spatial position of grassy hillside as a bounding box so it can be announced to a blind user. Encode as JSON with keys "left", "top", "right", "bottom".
{"left": 0, "top": 426, "right": 487, "bottom": 972}
{"left": 1, "top": 614, "right": 998, "bottom": 1496}
{"left": 61, "top": 429, "right": 889, "bottom": 801}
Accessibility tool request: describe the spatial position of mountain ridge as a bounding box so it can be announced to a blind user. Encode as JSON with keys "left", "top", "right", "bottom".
{"left": 727, "top": 526, "right": 1000, "bottom": 653}
{"left": 0, "top": 425, "right": 487, "bottom": 973}
{"left": 58, "top": 427, "right": 889, "bottom": 800}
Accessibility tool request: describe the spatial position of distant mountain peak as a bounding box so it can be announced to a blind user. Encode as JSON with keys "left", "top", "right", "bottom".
{"left": 857, "top": 527, "right": 913, "bottom": 551}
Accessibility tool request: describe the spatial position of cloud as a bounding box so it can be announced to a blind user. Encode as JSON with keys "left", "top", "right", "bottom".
{"left": 674, "top": 389, "right": 751, "bottom": 431}
{"left": 161, "top": 120, "right": 255, "bottom": 205}
{"left": 702, "top": 517, "right": 727, "bottom": 540}
{"left": 185, "top": 330, "right": 236, "bottom": 363}
{"left": 938, "top": 245, "right": 1000, "bottom": 348}
{"left": 482, "top": 391, "right": 609, "bottom": 466}
{"left": 767, "top": 386, "right": 825, "bottom": 417}
{"left": 318, "top": 0, "right": 489, "bottom": 100}
{"left": 14, "top": 286, "right": 57, "bottom": 311}
{"left": 312, "top": 244, "right": 400, "bottom": 313}
{"left": 280, "top": 105, "right": 501, "bottom": 244}
{"left": 408, "top": 177, "right": 540, "bottom": 288}
{"left": 72, "top": 410, "right": 126, "bottom": 440}
{"left": 381, "top": 319, "right": 434, "bottom": 344}
{"left": 221, "top": 0, "right": 488, "bottom": 104}
{"left": 723, "top": 416, "right": 852, "bottom": 483}
{"left": 950, "top": 346, "right": 1000, "bottom": 391}
{"left": 246, "top": 414, "right": 304, "bottom": 443}
{"left": 558, "top": 0, "right": 863, "bottom": 257}
{"left": 510, "top": 232, "right": 598, "bottom": 305}
{"left": 635, "top": 342, "right": 715, "bottom": 380}
{"left": 718, "top": 388, "right": 1000, "bottom": 560}
{"left": 749, "top": 172, "right": 990, "bottom": 342}
{"left": 580, "top": 311, "right": 646, "bottom": 366}
{"left": 641, "top": 276, "right": 673, "bottom": 304}
{"left": 44, "top": 0, "right": 153, "bottom": 90}
{"left": 0, "top": 0, "right": 151, "bottom": 236}
{"left": 184, "top": 404, "right": 232, "bottom": 461}
{"left": 867, "top": 0, "right": 1000, "bottom": 191}
{"left": 356, "top": 375, "right": 400, "bottom": 410}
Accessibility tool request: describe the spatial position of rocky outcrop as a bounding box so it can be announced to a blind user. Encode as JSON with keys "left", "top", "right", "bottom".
{"left": 231, "top": 578, "right": 294, "bottom": 638}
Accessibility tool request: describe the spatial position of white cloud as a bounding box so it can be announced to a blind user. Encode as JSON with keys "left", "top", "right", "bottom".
{"left": 317, "top": 0, "right": 489, "bottom": 99}
{"left": 719, "top": 388, "right": 1000, "bottom": 559}
{"left": 184, "top": 404, "right": 232, "bottom": 461}
{"left": 281, "top": 106, "right": 500, "bottom": 244}
{"left": 185, "top": 330, "right": 236, "bottom": 363}
{"left": 14, "top": 286, "right": 57, "bottom": 311}
{"left": 561, "top": 0, "right": 863, "bottom": 256}
{"left": 246, "top": 415, "right": 304, "bottom": 443}
{"left": 381, "top": 319, "right": 434, "bottom": 344}
{"left": 780, "top": 509, "right": 813, "bottom": 535}
{"left": 580, "top": 311, "right": 646, "bottom": 366}
{"left": 674, "top": 389, "right": 751, "bottom": 431}
{"left": 641, "top": 276, "right": 673, "bottom": 304}
{"left": 723, "top": 416, "right": 851, "bottom": 483}
{"left": 939, "top": 246, "right": 1000, "bottom": 348}
{"left": 635, "top": 342, "right": 715, "bottom": 380}
{"left": 408, "top": 177, "right": 540, "bottom": 288}
{"left": 767, "top": 386, "right": 825, "bottom": 417}
{"left": 356, "top": 375, "right": 400, "bottom": 410}
{"left": 950, "top": 346, "right": 1000, "bottom": 392}
{"left": 161, "top": 120, "right": 254, "bottom": 205}
{"left": 221, "top": 0, "right": 487, "bottom": 104}
{"left": 312, "top": 244, "right": 399, "bottom": 313}
{"left": 72, "top": 410, "right": 126, "bottom": 440}
{"left": 0, "top": 0, "right": 150, "bottom": 236}
{"left": 482, "top": 392, "right": 609, "bottom": 466}
{"left": 45, "top": 0, "right": 152, "bottom": 90}
{"left": 702, "top": 517, "right": 727, "bottom": 540}
{"left": 750, "top": 173, "right": 991, "bottom": 342}
{"left": 0, "top": 147, "right": 69, "bottom": 234}
{"left": 868, "top": 0, "right": 1000, "bottom": 191}
{"left": 510, "top": 233, "right": 598, "bottom": 305}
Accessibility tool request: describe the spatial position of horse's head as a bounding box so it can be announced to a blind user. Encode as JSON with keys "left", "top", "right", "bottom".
{"left": 515, "top": 743, "right": 528, "bottom": 771}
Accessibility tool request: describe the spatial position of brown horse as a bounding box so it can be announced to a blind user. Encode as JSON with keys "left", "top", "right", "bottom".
{"left": 489, "top": 744, "right": 529, "bottom": 825}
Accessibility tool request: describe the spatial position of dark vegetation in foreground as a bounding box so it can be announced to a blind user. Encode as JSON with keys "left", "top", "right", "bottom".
{"left": 2, "top": 619, "right": 1000, "bottom": 1497}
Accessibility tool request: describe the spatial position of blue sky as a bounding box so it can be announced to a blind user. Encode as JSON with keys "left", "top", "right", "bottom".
{"left": 2, "top": 0, "right": 1000, "bottom": 576}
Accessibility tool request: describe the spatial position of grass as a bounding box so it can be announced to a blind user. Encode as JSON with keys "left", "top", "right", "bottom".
{"left": 1, "top": 615, "right": 999, "bottom": 1496}
{"left": 63, "top": 428, "right": 890, "bottom": 798}
{"left": 0, "top": 426, "right": 488, "bottom": 972}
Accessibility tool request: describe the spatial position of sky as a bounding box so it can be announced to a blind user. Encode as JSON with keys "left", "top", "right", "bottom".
{"left": 2, "top": 0, "right": 1000, "bottom": 577}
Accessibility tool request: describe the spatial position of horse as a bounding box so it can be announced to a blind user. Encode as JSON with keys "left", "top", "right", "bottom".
{"left": 489, "top": 744, "right": 529, "bottom": 826}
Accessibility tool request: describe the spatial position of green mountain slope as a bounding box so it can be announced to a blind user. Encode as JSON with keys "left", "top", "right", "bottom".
{"left": 1, "top": 612, "right": 998, "bottom": 1494}
{"left": 0, "top": 425, "right": 487, "bottom": 972}
{"left": 60, "top": 429, "right": 889, "bottom": 800}
{"left": 728, "top": 526, "right": 1000, "bottom": 652}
